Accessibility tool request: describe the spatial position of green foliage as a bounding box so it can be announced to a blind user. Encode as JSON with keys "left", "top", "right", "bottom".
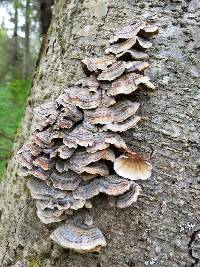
{"left": 9, "top": 78, "right": 30, "bottom": 103}
{"left": 0, "top": 28, "right": 9, "bottom": 81}
{"left": 0, "top": 79, "right": 30, "bottom": 179}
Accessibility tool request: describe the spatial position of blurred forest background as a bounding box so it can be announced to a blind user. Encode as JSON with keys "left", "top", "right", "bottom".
{"left": 0, "top": 0, "right": 54, "bottom": 179}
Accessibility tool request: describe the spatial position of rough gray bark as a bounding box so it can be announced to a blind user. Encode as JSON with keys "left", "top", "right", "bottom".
{"left": 0, "top": 0, "right": 200, "bottom": 266}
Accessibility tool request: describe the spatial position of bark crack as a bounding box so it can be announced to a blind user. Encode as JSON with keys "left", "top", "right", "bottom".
{"left": 0, "top": 241, "right": 9, "bottom": 267}
{"left": 188, "top": 228, "right": 200, "bottom": 267}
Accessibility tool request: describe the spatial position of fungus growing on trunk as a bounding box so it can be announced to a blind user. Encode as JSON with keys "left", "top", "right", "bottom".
{"left": 50, "top": 222, "right": 107, "bottom": 253}
{"left": 114, "top": 154, "right": 152, "bottom": 180}
{"left": 16, "top": 21, "right": 159, "bottom": 253}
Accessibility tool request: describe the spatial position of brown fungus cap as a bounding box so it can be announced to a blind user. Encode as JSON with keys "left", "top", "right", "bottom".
{"left": 60, "top": 87, "right": 101, "bottom": 110}
{"left": 27, "top": 177, "right": 67, "bottom": 199}
{"left": 98, "top": 175, "right": 134, "bottom": 196}
{"left": 33, "top": 155, "right": 52, "bottom": 170}
{"left": 70, "top": 148, "right": 115, "bottom": 167}
{"left": 109, "top": 183, "right": 141, "bottom": 208}
{"left": 73, "top": 180, "right": 99, "bottom": 200}
{"left": 36, "top": 207, "right": 70, "bottom": 224}
{"left": 57, "top": 145, "right": 75, "bottom": 159}
{"left": 56, "top": 97, "right": 83, "bottom": 122}
{"left": 97, "top": 61, "right": 126, "bottom": 81}
{"left": 29, "top": 167, "right": 50, "bottom": 181}
{"left": 32, "top": 129, "right": 55, "bottom": 148}
{"left": 34, "top": 101, "right": 59, "bottom": 129}
{"left": 86, "top": 132, "right": 127, "bottom": 153}
{"left": 16, "top": 147, "right": 34, "bottom": 170}
{"left": 107, "top": 73, "right": 154, "bottom": 96}
{"left": 75, "top": 75, "right": 100, "bottom": 92}
{"left": 82, "top": 55, "right": 117, "bottom": 72}
{"left": 139, "top": 25, "right": 159, "bottom": 38}
{"left": 36, "top": 196, "right": 86, "bottom": 211}
{"left": 109, "top": 21, "right": 147, "bottom": 43}
{"left": 50, "top": 221, "right": 106, "bottom": 253}
{"left": 125, "top": 61, "right": 150, "bottom": 73}
{"left": 106, "top": 37, "right": 137, "bottom": 55}
{"left": 63, "top": 124, "right": 94, "bottom": 148}
{"left": 102, "top": 115, "right": 141, "bottom": 132}
{"left": 84, "top": 100, "right": 139, "bottom": 125}
{"left": 114, "top": 154, "right": 152, "bottom": 180}
{"left": 50, "top": 171, "right": 82, "bottom": 191}
{"left": 64, "top": 161, "right": 109, "bottom": 177}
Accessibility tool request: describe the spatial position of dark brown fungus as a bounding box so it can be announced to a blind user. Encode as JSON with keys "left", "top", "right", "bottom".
{"left": 32, "top": 129, "right": 54, "bottom": 148}
{"left": 16, "top": 146, "right": 34, "bottom": 170}
{"left": 30, "top": 167, "right": 49, "bottom": 181}
{"left": 86, "top": 132, "right": 127, "bottom": 153}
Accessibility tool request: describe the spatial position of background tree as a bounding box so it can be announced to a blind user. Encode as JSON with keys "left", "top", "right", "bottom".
{"left": 0, "top": 0, "right": 200, "bottom": 266}
{"left": 23, "top": 0, "right": 30, "bottom": 79}
{"left": 39, "top": 0, "right": 54, "bottom": 35}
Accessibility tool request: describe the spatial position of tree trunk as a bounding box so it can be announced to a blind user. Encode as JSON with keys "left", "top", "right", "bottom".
{"left": 39, "top": 0, "right": 54, "bottom": 35}
{"left": 12, "top": 0, "right": 20, "bottom": 78}
{"left": 23, "top": 0, "right": 30, "bottom": 79}
{"left": 0, "top": 0, "right": 200, "bottom": 266}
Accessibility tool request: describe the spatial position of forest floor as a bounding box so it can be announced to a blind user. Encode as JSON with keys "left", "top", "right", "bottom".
{"left": 0, "top": 80, "right": 29, "bottom": 179}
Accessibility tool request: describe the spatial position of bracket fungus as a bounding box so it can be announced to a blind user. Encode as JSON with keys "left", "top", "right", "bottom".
{"left": 16, "top": 21, "right": 159, "bottom": 253}
{"left": 50, "top": 222, "right": 107, "bottom": 253}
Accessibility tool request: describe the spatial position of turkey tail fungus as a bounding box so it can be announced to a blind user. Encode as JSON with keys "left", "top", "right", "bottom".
{"left": 16, "top": 21, "right": 159, "bottom": 253}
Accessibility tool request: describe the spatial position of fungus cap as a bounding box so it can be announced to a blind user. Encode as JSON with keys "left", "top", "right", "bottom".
{"left": 109, "top": 183, "right": 141, "bottom": 208}
{"left": 114, "top": 154, "right": 152, "bottom": 180}
{"left": 50, "top": 222, "right": 106, "bottom": 253}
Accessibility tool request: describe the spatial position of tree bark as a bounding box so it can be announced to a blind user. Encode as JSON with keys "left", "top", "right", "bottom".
{"left": 0, "top": 0, "right": 200, "bottom": 266}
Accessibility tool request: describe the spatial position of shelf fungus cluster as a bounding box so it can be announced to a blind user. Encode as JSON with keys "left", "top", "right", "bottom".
{"left": 16, "top": 21, "right": 158, "bottom": 253}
